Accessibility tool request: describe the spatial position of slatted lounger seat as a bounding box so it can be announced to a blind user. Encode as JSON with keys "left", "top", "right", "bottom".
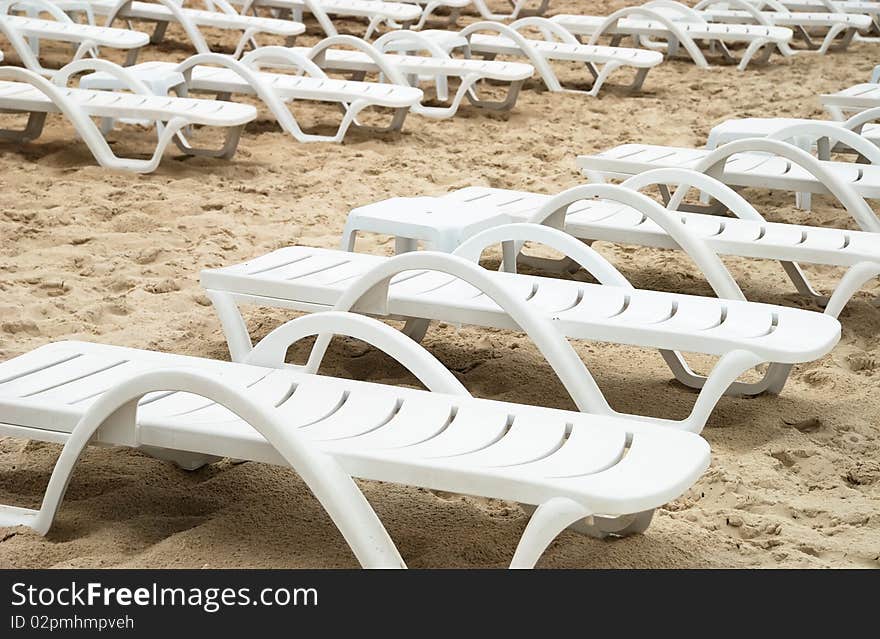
{"left": 0, "top": 1, "right": 150, "bottom": 76}
{"left": 0, "top": 322, "right": 711, "bottom": 568}
{"left": 80, "top": 48, "right": 424, "bottom": 142}
{"left": 416, "top": 18, "right": 664, "bottom": 96}
{"left": 74, "top": 0, "right": 306, "bottom": 57}
{"left": 0, "top": 60, "right": 256, "bottom": 171}
{"left": 289, "top": 32, "right": 534, "bottom": 118}
{"left": 227, "top": 0, "right": 423, "bottom": 38}
{"left": 200, "top": 234, "right": 840, "bottom": 431}
{"left": 550, "top": 8, "right": 793, "bottom": 70}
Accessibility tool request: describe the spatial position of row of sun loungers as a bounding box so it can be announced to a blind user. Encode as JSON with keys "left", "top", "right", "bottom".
{"left": 4, "top": 0, "right": 879, "bottom": 170}
{"left": 1, "top": 0, "right": 880, "bottom": 568}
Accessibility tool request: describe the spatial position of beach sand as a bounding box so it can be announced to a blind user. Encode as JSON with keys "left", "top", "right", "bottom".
{"left": 0, "top": 0, "right": 878, "bottom": 568}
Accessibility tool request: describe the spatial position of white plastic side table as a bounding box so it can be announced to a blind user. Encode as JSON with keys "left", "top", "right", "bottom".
{"left": 341, "top": 196, "right": 515, "bottom": 260}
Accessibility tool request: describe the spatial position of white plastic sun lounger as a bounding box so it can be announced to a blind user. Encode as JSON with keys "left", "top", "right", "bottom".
{"left": 289, "top": 32, "right": 533, "bottom": 118}
{"left": 0, "top": 312, "right": 711, "bottom": 568}
{"left": 200, "top": 223, "right": 840, "bottom": 430}
{"left": 80, "top": 47, "right": 423, "bottom": 142}
{"left": 416, "top": 17, "right": 663, "bottom": 96}
{"left": 369, "top": 170, "right": 880, "bottom": 321}
{"left": 227, "top": 0, "right": 422, "bottom": 39}
{"left": 66, "top": 0, "right": 305, "bottom": 57}
{"left": 577, "top": 137, "right": 880, "bottom": 232}
{"left": 550, "top": 3, "right": 794, "bottom": 70}
{"left": 0, "top": 0, "right": 149, "bottom": 76}
{"left": 0, "top": 60, "right": 256, "bottom": 171}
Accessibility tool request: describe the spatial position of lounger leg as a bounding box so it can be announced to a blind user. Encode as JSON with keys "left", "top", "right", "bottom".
{"left": 140, "top": 446, "right": 221, "bottom": 471}
{"left": 824, "top": 27, "right": 855, "bottom": 54}
{"left": 466, "top": 80, "right": 524, "bottom": 112}
{"left": 795, "top": 26, "right": 815, "bottom": 50}
{"left": 738, "top": 41, "right": 774, "bottom": 71}
{"left": 519, "top": 504, "right": 654, "bottom": 539}
{"left": 0, "top": 111, "right": 47, "bottom": 142}
{"left": 206, "top": 290, "right": 254, "bottom": 362}
{"left": 150, "top": 21, "right": 169, "bottom": 45}
{"left": 824, "top": 262, "right": 880, "bottom": 318}
{"left": 779, "top": 261, "right": 828, "bottom": 306}
{"left": 395, "top": 237, "right": 419, "bottom": 254}
{"left": 515, "top": 254, "right": 581, "bottom": 274}
{"left": 349, "top": 108, "right": 409, "bottom": 135}
{"left": 124, "top": 47, "right": 141, "bottom": 67}
{"left": 587, "top": 61, "right": 623, "bottom": 97}
{"left": 629, "top": 67, "right": 650, "bottom": 92}
{"left": 510, "top": 498, "right": 592, "bottom": 569}
{"left": 660, "top": 349, "right": 790, "bottom": 398}
{"left": 173, "top": 124, "right": 244, "bottom": 160}
{"left": 340, "top": 225, "right": 359, "bottom": 251}
{"left": 402, "top": 319, "right": 430, "bottom": 343}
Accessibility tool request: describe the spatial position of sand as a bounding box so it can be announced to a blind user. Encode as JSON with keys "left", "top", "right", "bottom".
{"left": 0, "top": 0, "right": 878, "bottom": 568}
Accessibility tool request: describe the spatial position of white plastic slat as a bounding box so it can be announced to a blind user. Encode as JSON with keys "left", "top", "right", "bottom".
{"left": 30, "top": 359, "right": 158, "bottom": 405}
{"left": 301, "top": 390, "right": 400, "bottom": 439}
{"left": 719, "top": 303, "right": 776, "bottom": 339}
{"left": 450, "top": 413, "right": 567, "bottom": 468}
{"left": 0, "top": 347, "right": 85, "bottom": 387}
{"left": 556, "top": 286, "right": 630, "bottom": 321}
{"left": 142, "top": 370, "right": 273, "bottom": 418}
{"left": 518, "top": 422, "right": 627, "bottom": 478}
{"left": 399, "top": 404, "right": 509, "bottom": 458}
{"left": 339, "top": 395, "right": 454, "bottom": 448}
{"left": 0, "top": 354, "right": 128, "bottom": 398}
{"left": 658, "top": 296, "right": 726, "bottom": 333}
{"left": 526, "top": 279, "right": 584, "bottom": 315}
{"left": 613, "top": 292, "right": 677, "bottom": 325}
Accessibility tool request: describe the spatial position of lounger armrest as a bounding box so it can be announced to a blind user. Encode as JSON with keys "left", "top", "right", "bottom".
{"left": 767, "top": 121, "right": 880, "bottom": 164}
{"left": 240, "top": 45, "right": 328, "bottom": 78}
{"left": 843, "top": 107, "right": 880, "bottom": 134}
{"left": 307, "top": 251, "right": 614, "bottom": 414}
{"left": 621, "top": 167, "right": 767, "bottom": 223}
{"left": 453, "top": 222, "right": 633, "bottom": 288}
{"left": 306, "top": 35, "right": 409, "bottom": 85}
{"left": 51, "top": 58, "right": 155, "bottom": 94}
{"left": 245, "top": 311, "right": 470, "bottom": 397}
{"left": 695, "top": 137, "right": 880, "bottom": 232}
{"left": 530, "top": 183, "right": 747, "bottom": 301}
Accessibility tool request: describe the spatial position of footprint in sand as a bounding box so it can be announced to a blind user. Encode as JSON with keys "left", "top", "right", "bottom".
{"left": 1, "top": 320, "right": 40, "bottom": 336}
